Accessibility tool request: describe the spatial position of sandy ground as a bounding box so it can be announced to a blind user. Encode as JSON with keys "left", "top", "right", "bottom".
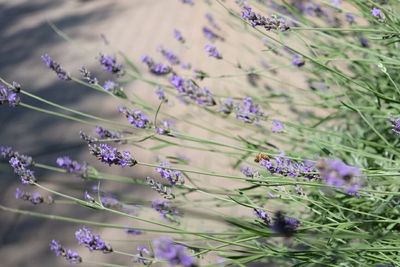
{"left": 0, "top": 0, "right": 304, "bottom": 266}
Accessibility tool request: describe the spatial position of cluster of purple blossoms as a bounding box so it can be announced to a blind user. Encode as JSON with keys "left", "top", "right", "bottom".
{"left": 153, "top": 237, "right": 196, "bottom": 267}
{"left": 50, "top": 240, "right": 82, "bottom": 264}
{"left": 134, "top": 246, "right": 152, "bottom": 265}
{"left": 259, "top": 152, "right": 317, "bottom": 179}
{"left": 371, "top": 7, "right": 384, "bottom": 20}
{"left": 41, "top": 54, "right": 71, "bottom": 80}
{"left": 79, "top": 66, "right": 98, "bottom": 84}
{"left": 119, "top": 106, "right": 151, "bottom": 128}
{"left": 103, "top": 80, "right": 123, "bottom": 95}
{"left": 100, "top": 194, "right": 124, "bottom": 209}
{"left": 0, "top": 83, "right": 20, "bottom": 107}
{"left": 99, "top": 53, "right": 124, "bottom": 76}
{"left": 56, "top": 156, "right": 89, "bottom": 177}
{"left": 219, "top": 97, "right": 234, "bottom": 115}
{"left": 95, "top": 126, "right": 123, "bottom": 142}
{"left": 159, "top": 47, "right": 180, "bottom": 65}
{"left": 204, "top": 44, "right": 222, "bottom": 59}
{"left": 155, "top": 87, "right": 168, "bottom": 102}
{"left": 202, "top": 26, "right": 223, "bottom": 42}
{"left": 255, "top": 209, "right": 300, "bottom": 236}
{"left": 156, "top": 161, "right": 184, "bottom": 185}
{"left": 271, "top": 120, "right": 285, "bottom": 133}
{"left": 389, "top": 117, "right": 400, "bottom": 135}
{"left": 141, "top": 55, "right": 172, "bottom": 75}
{"left": 241, "top": 5, "right": 290, "bottom": 32}
{"left": 152, "top": 200, "right": 180, "bottom": 222}
{"left": 235, "top": 97, "right": 264, "bottom": 124}
{"left": 240, "top": 165, "right": 258, "bottom": 178}
{"left": 173, "top": 29, "right": 185, "bottom": 43}
{"left": 292, "top": 54, "right": 305, "bottom": 67}
{"left": 316, "top": 159, "right": 363, "bottom": 195}
{"left": 88, "top": 143, "right": 137, "bottom": 167}
{"left": 156, "top": 120, "right": 173, "bottom": 136}
{"left": 345, "top": 13, "right": 356, "bottom": 24}
{"left": 15, "top": 187, "right": 53, "bottom": 205}
{"left": 75, "top": 227, "right": 112, "bottom": 253}
{"left": 170, "top": 74, "right": 216, "bottom": 106}
{"left": 2, "top": 147, "right": 36, "bottom": 184}
{"left": 146, "top": 176, "right": 175, "bottom": 199}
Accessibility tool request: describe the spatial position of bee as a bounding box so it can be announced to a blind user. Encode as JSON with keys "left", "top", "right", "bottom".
{"left": 254, "top": 153, "right": 270, "bottom": 163}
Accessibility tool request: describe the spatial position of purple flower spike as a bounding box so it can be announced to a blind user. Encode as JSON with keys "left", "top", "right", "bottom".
{"left": 135, "top": 245, "right": 152, "bottom": 265}
{"left": 80, "top": 66, "right": 98, "bottom": 84}
{"left": 15, "top": 188, "right": 48, "bottom": 205}
{"left": 235, "top": 97, "right": 263, "bottom": 124}
{"left": 75, "top": 227, "right": 112, "bottom": 253}
{"left": 241, "top": 4, "right": 289, "bottom": 32}
{"left": 240, "top": 166, "right": 258, "bottom": 178}
{"left": 95, "top": 126, "right": 122, "bottom": 142}
{"left": 202, "top": 26, "right": 223, "bottom": 42}
{"left": 141, "top": 55, "right": 172, "bottom": 75}
{"left": 0, "top": 84, "right": 21, "bottom": 107}
{"left": 99, "top": 53, "right": 124, "bottom": 76}
{"left": 169, "top": 75, "right": 216, "bottom": 106}
{"left": 254, "top": 208, "right": 271, "bottom": 225}
{"left": 292, "top": 54, "right": 305, "bottom": 67}
{"left": 205, "top": 44, "right": 222, "bottom": 59}
{"left": 174, "top": 29, "right": 185, "bottom": 43}
{"left": 389, "top": 117, "right": 400, "bottom": 135}
{"left": 371, "top": 7, "right": 384, "bottom": 19}
{"left": 152, "top": 200, "right": 180, "bottom": 222}
{"left": 271, "top": 211, "right": 300, "bottom": 236}
{"left": 41, "top": 54, "right": 71, "bottom": 80}
{"left": 56, "top": 156, "right": 89, "bottom": 176}
{"left": 50, "top": 240, "right": 82, "bottom": 264}
{"left": 156, "top": 161, "right": 184, "bottom": 185}
{"left": 153, "top": 237, "right": 195, "bottom": 267}
{"left": 119, "top": 106, "right": 151, "bottom": 128}
{"left": 159, "top": 47, "right": 180, "bottom": 65}
{"left": 271, "top": 120, "right": 285, "bottom": 133}
{"left": 88, "top": 143, "right": 137, "bottom": 167}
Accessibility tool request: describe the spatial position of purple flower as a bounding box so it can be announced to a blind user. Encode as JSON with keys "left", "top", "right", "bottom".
{"left": 101, "top": 194, "right": 123, "bottom": 209}
{"left": 202, "top": 26, "right": 223, "bottom": 42}
{"left": 181, "top": 62, "right": 191, "bottom": 70}
{"left": 254, "top": 208, "right": 271, "bottom": 225}
{"left": 156, "top": 161, "right": 184, "bottom": 185}
{"left": 271, "top": 211, "right": 300, "bottom": 236}
{"left": 205, "top": 44, "right": 222, "bottom": 59}
{"left": 235, "top": 97, "right": 263, "bottom": 124}
{"left": 135, "top": 245, "right": 152, "bottom": 265}
{"left": 271, "top": 120, "right": 284, "bottom": 133}
{"left": 241, "top": 5, "right": 289, "bottom": 31}
{"left": 88, "top": 143, "right": 137, "bottom": 167}
{"left": 152, "top": 200, "right": 180, "bottom": 222}
{"left": 156, "top": 120, "right": 172, "bottom": 136}
{"left": 371, "top": 7, "right": 384, "bottom": 19}
{"left": 240, "top": 166, "right": 258, "bottom": 178}
{"left": 75, "top": 227, "right": 112, "bottom": 253}
{"left": 95, "top": 126, "right": 122, "bottom": 142}
{"left": 15, "top": 187, "right": 48, "bottom": 205}
{"left": 292, "top": 54, "right": 305, "bottom": 67}
{"left": 219, "top": 97, "right": 234, "bottom": 115}
{"left": 56, "top": 156, "right": 88, "bottom": 176}
{"left": 141, "top": 55, "right": 172, "bottom": 75}
{"left": 80, "top": 66, "right": 98, "bottom": 84}
{"left": 0, "top": 84, "right": 20, "bottom": 107}
{"left": 119, "top": 106, "right": 151, "bottom": 128}
{"left": 169, "top": 75, "right": 216, "bottom": 106}
{"left": 359, "top": 37, "right": 369, "bottom": 48}
{"left": 41, "top": 54, "right": 71, "bottom": 80}
{"left": 345, "top": 13, "right": 356, "bottom": 24}
{"left": 390, "top": 117, "right": 400, "bottom": 135}
{"left": 153, "top": 237, "right": 195, "bottom": 267}
{"left": 103, "top": 80, "right": 119, "bottom": 93}
{"left": 155, "top": 87, "right": 167, "bottom": 102}
{"left": 159, "top": 47, "right": 180, "bottom": 65}
{"left": 317, "top": 159, "right": 363, "bottom": 195}
{"left": 99, "top": 53, "right": 124, "bottom": 76}
{"left": 50, "top": 240, "right": 82, "bottom": 264}
{"left": 174, "top": 29, "right": 185, "bottom": 43}
{"left": 9, "top": 157, "right": 36, "bottom": 184}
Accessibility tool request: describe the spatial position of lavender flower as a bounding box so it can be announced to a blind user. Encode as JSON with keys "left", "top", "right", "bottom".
{"left": 219, "top": 97, "right": 234, "bottom": 115}
{"left": 153, "top": 237, "right": 195, "bottom": 267}
{"left": 119, "top": 106, "right": 151, "bottom": 128}
{"left": 0, "top": 146, "right": 33, "bottom": 166}
{"left": 254, "top": 208, "right": 271, "bottom": 225}
{"left": 345, "top": 13, "right": 356, "bottom": 24}
{"left": 159, "top": 47, "right": 180, "bottom": 65}
{"left": 56, "top": 156, "right": 89, "bottom": 176}
{"left": 371, "top": 7, "right": 384, "bottom": 20}
{"left": 101, "top": 194, "right": 123, "bottom": 209}
{"left": 99, "top": 53, "right": 124, "bottom": 76}
{"left": 135, "top": 246, "right": 152, "bottom": 265}
{"left": 271, "top": 211, "right": 300, "bottom": 236}
{"left": 181, "top": 62, "right": 191, "bottom": 70}
{"left": 202, "top": 26, "right": 223, "bottom": 42}
{"left": 156, "top": 120, "right": 172, "bottom": 136}
{"left": 79, "top": 66, "right": 98, "bottom": 84}
{"left": 292, "top": 54, "right": 305, "bottom": 67}
{"left": 146, "top": 176, "right": 175, "bottom": 199}
{"left": 241, "top": 5, "right": 289, "bottom": 32}
{"left": 50, "top": 240, "right": 82, "bottom": 264}
{"left": 141, "top": 55, "right": 171, "bottom": 75}
{"left": 152, "top": 200, "right": 180, "bottom": 222}
{"left": 0, "top": 84, "right": 20, "bottom": 107}
{"left": 235, "top": 97, "right": 263, "bottom": 124}
{"left": 9, "top": 157, "right": 36, "bottom": 184}
{"left": 316, "top": 159, "right": 363, "bottom": 195}
{"left": 41, "top": 54, "right": 71, "bottom": 80}
{"left": 75, "top": 227, "right": 112, "bottom": 253}
{"left": 169, "top": 75, "right": 216, "bottom": 106}
{"left": 155, "top": 87, "right": 168, "bottom": 102}
{"left": 271, "top": 120, "right": 284, "bottom": 133}
{"left": 240, "top": 166, "right": 258, "bottom": 178}
{"left": 95, "top": 126, "right": 122, "bottom": 142}
{"left": 88, "top": 143, "right": 137, "bottom": 167}
{"left": 103, "top": 80, "right": 119, "bottom": 93}
{"left": 205, "top": 44, "right": 222, "bottom": 59}
{"left": 174, "top": 29, "right": 185, "bottom": 43}
{"left": 389, "top": 117, "right": 400, "bottom": 134}
{"left": 156, "top": 161, "right": 184, "bottom": 185}
{"left": 15, "top": 187, "right": 52, "bottom": 205}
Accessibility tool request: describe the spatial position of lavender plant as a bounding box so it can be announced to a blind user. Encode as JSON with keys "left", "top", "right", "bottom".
{"left": 2, "top": 0, "right": 400, "bottom": 266}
